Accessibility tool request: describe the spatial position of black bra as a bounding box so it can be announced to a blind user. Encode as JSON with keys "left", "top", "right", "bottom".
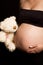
{"left": 17, "top": 9, "right": 43, "bottom": 27}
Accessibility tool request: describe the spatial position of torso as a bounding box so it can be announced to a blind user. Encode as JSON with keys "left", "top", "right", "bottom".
{"left": 18, "top": 0, "right": 43, "bottom": 47}
{"left": 18, "top": 0, "right": 43, "bottom": 46}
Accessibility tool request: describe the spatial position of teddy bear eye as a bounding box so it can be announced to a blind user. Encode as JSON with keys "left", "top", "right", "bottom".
{"left": 13, "top": 26, "right": 16, "bottom": 29}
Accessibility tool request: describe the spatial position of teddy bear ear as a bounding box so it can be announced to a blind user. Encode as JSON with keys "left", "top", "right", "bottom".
{"left": 10, "top": 16, "right": 16, "bottom": 20}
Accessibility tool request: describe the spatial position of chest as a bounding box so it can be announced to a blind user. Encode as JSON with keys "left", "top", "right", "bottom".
{"left": 20, "top": 0, "right": 43, "bottom": 11}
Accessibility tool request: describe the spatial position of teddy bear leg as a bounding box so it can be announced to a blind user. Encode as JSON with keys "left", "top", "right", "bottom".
{"left": 5, "top": 33, "right": 16, "bottom": 52}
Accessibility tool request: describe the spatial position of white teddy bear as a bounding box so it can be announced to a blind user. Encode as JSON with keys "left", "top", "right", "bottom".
{"left": 0, "top": 16, "right": 18, "bottom": 52}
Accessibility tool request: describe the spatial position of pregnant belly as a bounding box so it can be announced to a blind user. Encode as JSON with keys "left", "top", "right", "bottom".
{"left": 16, "top": 23, "right": 43, "bottom": 51}
{"left": 28, "top": 25, "right": 43, "bottom": 46}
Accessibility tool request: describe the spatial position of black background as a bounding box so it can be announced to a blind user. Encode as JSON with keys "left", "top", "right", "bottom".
{"left": 0, "top": 0, "right": 43, "bottom": 65}
{"left": 0, "top": 0, "right": 19, "bottom": 21}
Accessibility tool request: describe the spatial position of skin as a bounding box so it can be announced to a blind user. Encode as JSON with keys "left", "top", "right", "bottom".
{"left": 14, "top": 0, "right": 43, "bottom": 53}
{"left": 14, "top": 23, "right": 43, "bottom": 53}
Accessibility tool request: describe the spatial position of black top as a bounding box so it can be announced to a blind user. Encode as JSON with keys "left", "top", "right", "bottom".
{"left": 18, "top": 9, "right": 43, "bottom": 27}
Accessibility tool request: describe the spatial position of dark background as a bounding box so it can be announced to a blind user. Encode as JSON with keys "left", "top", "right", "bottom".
{"left": 0, "top": 0, "right": 43, "bottom": 65}
{"left": 0, "top": 0, "right": 19, "bottom": 21}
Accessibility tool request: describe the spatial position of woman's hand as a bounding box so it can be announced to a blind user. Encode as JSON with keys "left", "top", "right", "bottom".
{"left": 14, "top": 23, "right": 43, "bottom": 53}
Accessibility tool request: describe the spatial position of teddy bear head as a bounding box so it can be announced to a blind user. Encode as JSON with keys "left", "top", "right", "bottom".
{"left": 0, "top": 16, "right": 18, "bottom": 33}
